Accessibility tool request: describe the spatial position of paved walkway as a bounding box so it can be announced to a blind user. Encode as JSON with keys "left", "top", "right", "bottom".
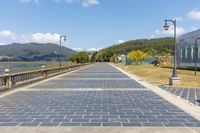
{"left": 0, "top": 63, "right": 200, "bottom": 132}
{"left": 159, "top": 85, "right": 200, "bottom": 107}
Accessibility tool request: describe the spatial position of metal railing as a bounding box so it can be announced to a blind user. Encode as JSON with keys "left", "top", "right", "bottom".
{"left": 0, "top": 63, "right": 90, "bottom": 91}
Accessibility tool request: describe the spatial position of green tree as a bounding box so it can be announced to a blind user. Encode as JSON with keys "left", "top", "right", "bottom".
{"left": 70, "top": 51, "right": 89, "bottom": 63}
{"left": 90, "top": 51, "right": 98, "bottom": 62}
{"left": 96, "top": 49, "right": 114, "bottom": 62}
{"left": 128, "top": 50, "right": 148, "bottom": 64}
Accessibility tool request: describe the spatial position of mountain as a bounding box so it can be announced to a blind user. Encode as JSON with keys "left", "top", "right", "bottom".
{"left": 103, "top": 37, "right": 174, "bottom": 56}
{"left": 0, "top": 43, "right": 76, "bottom": 61}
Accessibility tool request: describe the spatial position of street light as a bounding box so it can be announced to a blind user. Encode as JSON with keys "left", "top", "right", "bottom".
{"left": 163, "top": 19, "right": 177, "bottom": 77}
{"left": 59, "top": 35, "right": 67, "bottom": 68}
{"left": 194, "top": 37, "right": 200, "bottom": 76}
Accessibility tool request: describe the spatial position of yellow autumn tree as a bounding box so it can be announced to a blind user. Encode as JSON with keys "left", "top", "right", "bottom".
{"left": 128, "top": 50, "right": 148, "bottom": 64}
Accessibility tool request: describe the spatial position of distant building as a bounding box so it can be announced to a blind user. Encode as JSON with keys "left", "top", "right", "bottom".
{"left": 177, "top": 29, "right": 200, "bottom": 68}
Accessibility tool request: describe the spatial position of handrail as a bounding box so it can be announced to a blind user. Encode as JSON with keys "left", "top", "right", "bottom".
{"left": 0, "top": 63, "right": 90, "bottom": 91}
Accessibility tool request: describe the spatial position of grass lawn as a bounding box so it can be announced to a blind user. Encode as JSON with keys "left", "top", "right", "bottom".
{"left": 116, "top": 63, "right": 200, "bottom": 88}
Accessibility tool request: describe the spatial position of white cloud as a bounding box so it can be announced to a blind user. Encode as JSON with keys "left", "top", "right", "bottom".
{"left": 0, "top": 30, "right": 16, "bottom": 40}
{"left": 0, "top": 43, "right": 5, "bottom": 45}
{"left": 73, "top": 48, "right": 84, "bottom": 51}
{"left": 117, "top": 39, "right": 125, "bottom": 44}
{"left": 150, "top": 35, "right": 155, "bottom": 39}
{"left": 19, "top": 0, "right": 39, "bottom": 3}
{"left": 191, "top": 26, "right": 197, "bottom": 31}
{"left": 188, "top": 9, "right": 200, "bottom": 20}
{"left": 65, "top": 0, "right": 80, "bottom": 3}
{"left": 162, "top": 26, "right": 186, "bottom": 36}
{"left": 155, "top": 29, "right": 160, "bottom": 35}
{"left": 53, "top": 0, "right": 81, "bottom": 3}
{"left": 0, "top": 30, "right": 65, "bottom": 45}
{"left": 73, "top": 47, "right": 102, "bottom": 51}
{"left": 53, "top": 0, "right": 99, "bottom": 7}
{"left": 173, "top": 16, "right": 183, "bottom": 21}
{"left": 20, "top": 33, "right": 61, "bottom": 44}
{"left": 154, "top": 26, "right": 186, "bottom": 36}
{"left": 87, "top": 47, "right": 102, "bottom": 51}
{"left": 82, "top": 0, "right": 99, "bottom": 7}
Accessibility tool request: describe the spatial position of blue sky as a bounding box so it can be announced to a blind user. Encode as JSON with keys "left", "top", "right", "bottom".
{"left": 0, "top": 0, "right": 200, "bottom": 51}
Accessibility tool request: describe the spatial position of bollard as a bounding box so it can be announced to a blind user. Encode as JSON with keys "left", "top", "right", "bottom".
{"left": 42, "top": 65, "right": 45, "bottom": 69}
{"left": 4, "top": 69, "right": 12, "bottom": 89}
{"left": 41, "top": 66, "right": 47, "bottom": 78}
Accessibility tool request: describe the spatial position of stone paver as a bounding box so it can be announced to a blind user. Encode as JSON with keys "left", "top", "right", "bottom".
{"left": 0, "top": 63, "right": 199, "bottom": 128}
{"left": 0, "top": 91, "right": 200, "bottom": 127}
{"left": 30, "top": 63, "right": 144, "bottom": 89}
{"left": 159, "top": 85, "right": 200, "bottom": 107}
{"left": 30, "top": 79, "right": 144, "bottom": 89}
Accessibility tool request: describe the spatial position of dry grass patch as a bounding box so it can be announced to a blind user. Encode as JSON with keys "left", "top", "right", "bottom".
{"left": 116, "top": 64, "right": 200, "bottom": 88}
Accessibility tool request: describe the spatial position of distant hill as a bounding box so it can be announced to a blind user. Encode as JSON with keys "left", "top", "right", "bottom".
{"left": 0, "top": 43, "right": 76, "bottom": 61}
{"left": 104, "top": 37, "right": 174, "bottom": 56}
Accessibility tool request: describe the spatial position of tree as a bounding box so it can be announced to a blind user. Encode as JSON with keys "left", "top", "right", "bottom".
{"left": 128, "top": 50, "right": 148, "bottom": 64}
{"left": 110, "top": 54, "right": 118, "bottom": 63}
{"left": 90, "top": 51, "right": 98, "bottom": 62}
{"left": 70, "top": 51, "right": 89, "bottom": 63}
{"left": 95, "top": 49, "right": 114, "bottom": 62}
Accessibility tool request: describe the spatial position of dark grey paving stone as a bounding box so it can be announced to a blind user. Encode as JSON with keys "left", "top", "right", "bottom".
{"left": 102, "top": 122, "right": 122, "bottom": 126}
{"left": 19, "top": 122, "right": 40, "bottom": 126}
{"left": 81, "top": 123, "right": 101, "bottom": 126}
{"left": 63, "top": 74, "right": 130, "bottom": 79}
{"left": 40, "top": 122, "right": 60, "bottom": 126}
{"left": 14, "top": 119, "right": 34, "bottom": 122}
{"left": 30, "top": 63, "right": 145, "bottom": 89}
{"left": 60, "top": 123, "right": 81, "bottom": 126}
{"left": 31, "top": 79, "right": 145, "bottom": 89}
{"left": 142, "top": 122, "right": 163, "bottom": 127}
{"left": 83, "top": 115, "right": 101, "bottom": 119}
{"left": 163, "top": 122, "right": 185, "bottom": 127}
{"left": 71, "top": 119, "right": 90, "bottom": 123}
{"left": 52, "top": 119, "right": 71, "bottom": 123}
{"left": 183, "top": 122, "right": 200, "bottom": 127}
{"left": 129, "top": 118, "right": 148, "bottom": 123}
{"left": 159, "top": 86, "right": 200, "bottom": 107}
{"left": 170, "top": 88, "right": 177, "bottom": 94}
{"left": 33, "top": 119, "right": 52, "bottom": 123}
{"left": 0, "top": 123, "right": 19, "bottom": 126}
{"left": 0, "top": 119, "right": 14, "bottom": 122}
{"left": 48, "top": 115, "right": 65, "bottom": 119}
{"left": 0, "top": 91, "right": 198, "bottom": 127}
{"left": 122, "top": 122, "right": 141, "bottom": 127}
{"left": 91, "top": 119, "right": 109, "bottom": 123}
{"left": 175, "top": 89, "right": 183, "bottom": 96}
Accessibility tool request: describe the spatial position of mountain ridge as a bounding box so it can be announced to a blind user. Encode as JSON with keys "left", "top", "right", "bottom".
{"left": 0, "top": 42, "right": 76, "bottom": 61}
{"left": 103, "top": 37, "right": 174, "bottom": 56}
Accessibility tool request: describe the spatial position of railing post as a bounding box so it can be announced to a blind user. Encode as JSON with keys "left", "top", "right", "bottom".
{"left": 4, "top": 69, "right": 12, "bottom": 89}
{"left": 41, "top": 66, "right": 47, "bottom": 78}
